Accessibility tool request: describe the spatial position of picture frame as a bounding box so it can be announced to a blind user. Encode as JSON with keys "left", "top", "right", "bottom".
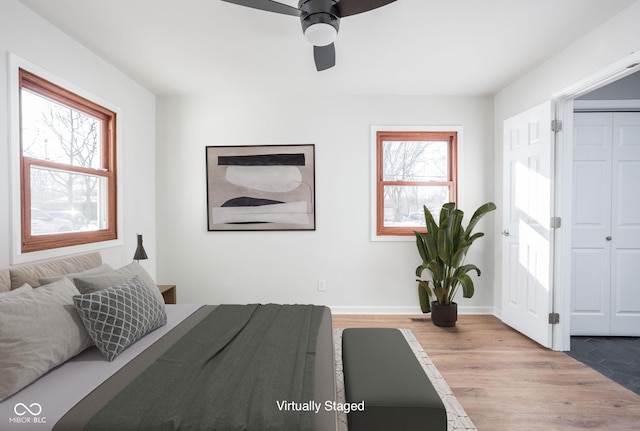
{"left": 206, "top": 144, "right": 316, "bottom": 231}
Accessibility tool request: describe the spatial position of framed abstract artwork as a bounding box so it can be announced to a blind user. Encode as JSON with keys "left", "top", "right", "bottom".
{"left": 206, "top": 144, "right": 316, "bottom": 231}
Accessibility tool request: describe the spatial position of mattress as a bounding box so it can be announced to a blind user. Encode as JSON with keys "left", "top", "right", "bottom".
{"left": 0, "top": 304, "right": 337, "bottom": 431}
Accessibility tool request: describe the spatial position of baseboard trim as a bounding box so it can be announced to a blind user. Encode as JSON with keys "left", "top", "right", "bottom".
{"left": 328, "top": 305, "right": 495, "bottom": 315}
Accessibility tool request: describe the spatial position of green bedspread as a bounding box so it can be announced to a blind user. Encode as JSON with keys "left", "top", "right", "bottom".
{"left": 83, "top": 304, "right": 326, "bottom": 431}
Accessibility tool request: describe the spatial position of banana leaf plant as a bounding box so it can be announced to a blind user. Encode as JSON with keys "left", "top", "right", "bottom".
{"left": 414, "top": 202, "right": 496, "bottom": 313}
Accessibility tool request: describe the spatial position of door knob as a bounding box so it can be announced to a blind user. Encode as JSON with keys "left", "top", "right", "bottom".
{"left": 502, "top": 229, "right": 510, "bottom": 237}
{"left": 606, "top": 236, "right": 612, "bottom": 241}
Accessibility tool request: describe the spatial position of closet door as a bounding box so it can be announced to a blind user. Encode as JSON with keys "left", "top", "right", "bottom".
{"left": 571, "top": 113, "right": 612, "bottom": 335}
{"left": 610, "top": 112, "right": 640, "bottom": 335}
{"left": 571, "top": 112, "right": 640, "bottom": 336}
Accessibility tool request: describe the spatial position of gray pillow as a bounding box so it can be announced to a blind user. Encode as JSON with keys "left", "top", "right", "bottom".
{"left": 73, "top": 262, "right": 164, "bottom": 305}
{"left": 0, "top": 278, "right": 93, "bottom": 401}
{"left": 0, "top": 283, "right": 33, "bottom": 297}
{"left": 39, "top": 263, "right": 114, "bottom": 286}
{"left": 73, "top": 276, "right": 167, "bottom": 361}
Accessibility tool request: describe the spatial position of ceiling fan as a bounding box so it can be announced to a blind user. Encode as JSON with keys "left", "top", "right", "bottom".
{"left": 221, "top": 0, "right": 397, "bottom": 71}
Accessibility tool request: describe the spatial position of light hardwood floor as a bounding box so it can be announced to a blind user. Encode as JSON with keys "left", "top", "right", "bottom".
{"left": 332, "top": 314, "right": 640, "bottom": 431}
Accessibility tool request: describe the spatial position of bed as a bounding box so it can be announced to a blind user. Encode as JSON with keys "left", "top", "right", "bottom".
{"left": 0, "top": 253, "right": 337, "bottom": 431}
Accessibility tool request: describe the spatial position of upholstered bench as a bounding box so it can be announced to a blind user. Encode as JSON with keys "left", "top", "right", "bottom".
{"left": 342, "top": 328, "right": 447, "bottom": 431}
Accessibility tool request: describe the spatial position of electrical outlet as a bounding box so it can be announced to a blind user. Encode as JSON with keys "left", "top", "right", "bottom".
{"left": 317, "top": 279, "right": 327, "bottom": 292}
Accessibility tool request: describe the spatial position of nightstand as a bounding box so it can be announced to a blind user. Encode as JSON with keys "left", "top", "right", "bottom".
{"left": 157, "top": 284, "right": 176, "bottom": 304}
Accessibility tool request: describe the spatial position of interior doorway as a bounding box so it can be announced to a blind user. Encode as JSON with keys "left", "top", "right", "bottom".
{"left": 553, "top": 57, "right": 640, "bottom": 350}
{"left": 500, "top": 54, "right": 640, "bottom": 351}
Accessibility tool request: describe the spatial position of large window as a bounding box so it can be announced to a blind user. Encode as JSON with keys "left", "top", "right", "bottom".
{"left": 375, "top": 130, "right": 458, "bottom": 236}
{"left": 19, "top": 69, "right": 117, "bottom": 253}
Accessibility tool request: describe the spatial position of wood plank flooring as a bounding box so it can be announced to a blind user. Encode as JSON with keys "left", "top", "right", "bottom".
{"left": 332, "top": 314, "right": 640, "bottom": 431}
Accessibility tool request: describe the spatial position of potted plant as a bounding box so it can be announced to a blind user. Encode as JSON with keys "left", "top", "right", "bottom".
{"left": 414, "top": 201, "right": 496, "bottom": 326}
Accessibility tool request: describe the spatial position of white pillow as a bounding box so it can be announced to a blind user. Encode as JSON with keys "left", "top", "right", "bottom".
{"left": 0, "top": 278, "right": 93, "bottom": 401}
{"left": 0, "top": 283, "right": 33, "bottom": 297}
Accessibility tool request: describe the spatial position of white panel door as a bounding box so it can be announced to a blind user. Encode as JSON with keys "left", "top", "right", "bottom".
{"left": 571, "top": 113, "right": 612, "bottom": 335}
{"left": 502, "top": 101, "right": 554, "bottom": 348}
{"left": 611, "top": 112, "right": 640, "bottom": 335}
{"left": 571, "top": 112, "right": 640, "bottom": 336}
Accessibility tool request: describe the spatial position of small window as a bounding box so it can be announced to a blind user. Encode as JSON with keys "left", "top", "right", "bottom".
{"left": 19, "top": 69, "right": 117, "bottom": 253}
{"left": 375, "top": 130, "right": 458, "bottom": 236}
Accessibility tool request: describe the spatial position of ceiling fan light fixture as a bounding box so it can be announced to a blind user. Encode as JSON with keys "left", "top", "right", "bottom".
{"left": 304, "top": 22, "right": 337, "bottom": 47}
{"left": 221, "top": 0, "right": 398, "bottom": 70}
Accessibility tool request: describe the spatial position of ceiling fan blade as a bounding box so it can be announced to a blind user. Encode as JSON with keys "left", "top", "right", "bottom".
{"left": 335, "top": 0, "right": 396, "bottom": 17}
{"left": 314, "top": 44, "right": 336, "bottom": 71}
{"left": 221, "top": 0, "right": 301, "bottom": 17}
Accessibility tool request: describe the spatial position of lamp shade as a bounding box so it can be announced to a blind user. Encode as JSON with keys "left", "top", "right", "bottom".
{"left": 133, "top": 234, "right": 148, "bottom": 262}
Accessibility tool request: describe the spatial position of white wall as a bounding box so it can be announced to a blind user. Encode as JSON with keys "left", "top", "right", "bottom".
{"left": 156, "top": 94, "right": 495, "bottom": 313}
{"left": 492, "top": 0, "right": 640, "bottom": 312}
{"left": 0, "top": 0, "right": 156, "bottom": 273}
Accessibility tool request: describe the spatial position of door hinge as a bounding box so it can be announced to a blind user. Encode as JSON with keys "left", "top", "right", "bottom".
{"left": 550, "top": 216, "right": 561, "bottom": 229}
{"left": 551, "top": 119, "right": 563, "bottom": 132}
{"left": 549, "top": 313, "right": 560, "bottom": 325}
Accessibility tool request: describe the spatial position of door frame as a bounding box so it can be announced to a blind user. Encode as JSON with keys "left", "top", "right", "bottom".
{"left": 550, "top": 52, "right": 640, "bottom": 351}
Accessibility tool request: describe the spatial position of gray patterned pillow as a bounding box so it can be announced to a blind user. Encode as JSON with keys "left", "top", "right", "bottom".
{"left": 73, "top": 276, "right": 167, "bottom": 361}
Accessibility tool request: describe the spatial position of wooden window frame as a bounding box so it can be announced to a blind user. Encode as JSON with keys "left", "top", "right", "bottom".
{"left": 19, "top": 69, "right": 117, "bottom": 253}
{"left": 376, "top": 130, "right": 458, "bottom": 236}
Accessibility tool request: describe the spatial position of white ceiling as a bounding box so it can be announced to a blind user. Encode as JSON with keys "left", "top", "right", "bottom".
{"left": 18, "top": 0, "right": 636, "bottom": 96}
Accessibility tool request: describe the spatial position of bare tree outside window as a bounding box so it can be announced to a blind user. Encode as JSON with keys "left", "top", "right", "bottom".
{"left": 376, "top": 131, "right": 457, "bottom": 236}
{"left": 22, "top": 90, "right": 102, "bottom": 232}
{"left": 382, "top": 140, "right": 448, "bottom": 224}
{"left": 19, "top": 69, "right": 117, "bottom": 253}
